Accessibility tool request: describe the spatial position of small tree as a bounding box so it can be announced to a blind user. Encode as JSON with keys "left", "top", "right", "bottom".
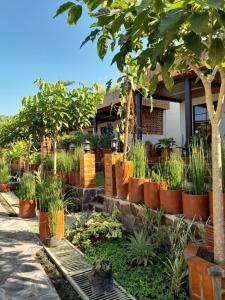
{"left": 21, "top": 79, "right": 103, "bottom": 175}
{"left": 57, "top": 1, "right": 225, "bottom": 263}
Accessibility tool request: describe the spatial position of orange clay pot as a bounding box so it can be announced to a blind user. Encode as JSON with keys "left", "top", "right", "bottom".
{"left": 209, "top": 191, "right": 225, "bottom": 223}
{"left": 159, "top": 189, "right": 183, "bottom": 214}
{"left": 68, "top": 171, "right": 80, "bottom": 186}
{"left": 0, "top": 183, "right": 10, "bottom": 193}
{"left": 144, "top": 181, "right": 168, "bottom": 209}
{"left": 19, "top": 200, "right": 36, "bottom": 218}
{"left": 128, "top": 178, "right": 145, "bottom": 204}
{"left": 115, "top": 161, "right": 133, "bottom": 200}
{"left": 39, "top": 210, "right": 64, "bottom": 242}
{"left": 182, "top": 192, "right": 209, "bottom": 221}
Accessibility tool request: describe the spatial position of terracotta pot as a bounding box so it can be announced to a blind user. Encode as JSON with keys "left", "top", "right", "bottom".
{"left": 30, "top": 164, "right": 38, "bottom": 171}
{"left": 0, "top": 183, "right": 10, "bottom": 193}
{"left": 59, "top": 171, "right": 69, "bottom": 183}
{"left": 44, "top": 170, "right": 53, "bottom": 178}
{"left": 10, "top": 163, "right": 18, "bottom": 171}
{"left": 184, "top": 244, "right": 225, "bottom": 300}
{"left": 128, "top": 178, "right": 145, "bottom": 203}
{"left": 182, "top": 193, "right": 209, "bottom": 221}
{"left": 115, "top": 161, "right": 133, "bottom": 199}
{"left": 95, "top": 149, "right": 102, "bottom": 162}
{"left": 159, "top": 189, "right": 183, "bottom": 214}
{"left": 39, "top": 210, "right": 64, "bottom": 242}
{"left": 19, "top": 200, "right": 36, "bottom": 218}
{"left": 68, "top": 171, "right": 80, "bottom": 186}
{"left": 57, "top": 209, "right": 64, "bottom": 240}
{"left": 205, "top": 224, "right": 214, "bottom": 248}
{"left": 39, "top": 211, "right": 50, "bottom": 242}
{"left": 209, "top": 191, "right": 225, "bottom": 223}
{"left": 144, "top": 181, "right": 168, "bottom": 209}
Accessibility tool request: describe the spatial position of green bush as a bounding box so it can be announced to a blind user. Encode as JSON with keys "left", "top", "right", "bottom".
{"left": 37, "top": 176, "right": 63, "bottom": 212}
{"left": 0, "top": 163, "right": 9, "bottom": 184}
{"left": 69, "top": 210, "right": 123, "bottom": 250}
{"left": 72, "top": 146, "right": 84, "bottom": 171}
{"left": 164, "top": 154, "right": 184, "bottom": 190}
{"left": 131, "top": 141, "right": 147, "bottom": 179}
{"left": 57, "top": 151, "right": 73, "bottom": 172}
{"left": 43, "top": 155, "right": 54, "bottom": 171}
{"left": 128, "top": 230, "right": 156, "bottom": 266}
{"left": 19, "top": 173, "right": 36, "bottom": 200}
{"left": 188, "top": 138, "right": 207, "bottom": 195}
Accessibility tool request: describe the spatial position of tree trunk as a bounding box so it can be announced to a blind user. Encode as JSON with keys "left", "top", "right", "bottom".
{"left": 53, "top": 139, "right": 57, "bottom": 176}
{"left": 123, "top": 88, "right": 133, "bottom": 161}
{"left": 212, "top": 121, "right": 225, "bottom": 263}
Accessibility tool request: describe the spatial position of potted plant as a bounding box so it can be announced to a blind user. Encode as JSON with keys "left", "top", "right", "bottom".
{"left": 154, "top": 137, "right": 176, "bottom": 160}
{"left": 115, "top": 158, "right": 133, "bottom": 199}
{"left": 57, "top": 151, "right": 71, "bottom": 183}
{"left": 90, "top": 258, "right": 113, "bottom": 296}
{"left": 0, "top": 163, "right": 10, "bottom": 193}
{"left": 128, "top": 141, "right": 146, "bottom": 203}
{"left": 144, "top": 169, "right": 167, "bottom": 209}
{"left": 38, "top": 177, "right": 64, "bottom": 242}
{"left": 182, "top": 139, "right": 209, "bottom": 221}
{"left": 68, "top": 146, "right": 83, "bottom": 186}
{"left": 159, "top": 154, "right": 184, "bottom": 214}
{"left": 19, "top": 173, "right": 36, "bottom": 218}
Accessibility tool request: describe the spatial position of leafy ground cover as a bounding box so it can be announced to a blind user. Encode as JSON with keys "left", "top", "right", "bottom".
{"left": 65, "top": 208, "right": 194, "bottom": 300}
{"left": 85, "top": 239, "right": 186, "bottom": 300}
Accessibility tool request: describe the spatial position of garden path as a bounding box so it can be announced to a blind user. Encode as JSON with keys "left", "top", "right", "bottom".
{"left": 0, "top": 203, "right": 60, "bottom": 300}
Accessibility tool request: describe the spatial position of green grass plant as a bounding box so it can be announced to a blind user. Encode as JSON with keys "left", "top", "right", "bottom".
{"left": 164, "top": 154, "right": 184, "bottom": 190}
{"left": 188, "top": 138, "right": 207, "bottom": 195}
{"left": 131, "top": 141, "right": 147, "bottom": 179}
{"left": 19, "top": 172, "right": 36, "bottom": 200}
{"left": 0, "top": 163, "right": 9, "bottom": 184}
{"left": 37, "top": 176, "right": 63, "bottom": 212}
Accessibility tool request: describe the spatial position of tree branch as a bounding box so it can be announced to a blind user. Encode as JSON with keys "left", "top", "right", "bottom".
{"left": 186, "top": 60, "right": 215, "bottom": 121}
{"left": 215, "top": 67, "right": 225, "bottom": 124}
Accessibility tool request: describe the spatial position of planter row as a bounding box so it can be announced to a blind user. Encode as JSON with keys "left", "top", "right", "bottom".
{"left": 114, "top": 161, "right": 225, "bottom": 222}
{"left": 44, "top": 170, "right": 80, "bottom": 187}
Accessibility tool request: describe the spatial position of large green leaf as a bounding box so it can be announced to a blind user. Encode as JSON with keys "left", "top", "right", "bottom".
{"left": 97, "top": 35, "right": 108, "bottom": 60}
{"left": 111, "top": 14, "right": 124, "bottom": 37}
{"left": 149, "top": 74, "right": 159, "bottom": 96}
{"left": 162, "top": 66, "right": 174, "bottom": 92}
{"left": 183, "top": 32, "right": 203, "bottom": 56}
{"left": 208, "top": 0, "right": 224, "bottom": 9}
{"left": 80, "top": 29, "right": 100, "bottom": 48}
{"left": 67, "top": 5, "right": 82, "bottom": 25}
{"left": 209, "top": 38, "right": 225, "bottom": 65}
{"left": 218, "top": 9, "right": 225, "bottom": 27}
{"left": 85, "top": 0, "right": 102, "bottom": 11}
{"left": 190, "top": 12, "right": 209, "bottom": 34}
{"left": 159, "top": 9, "right": 184, "bottom": 36}
{"left": 54, "top": 2, "right": 75, "bottom": 18}
{"left": 136, "top": 0, "right": 150, "bottom": 13}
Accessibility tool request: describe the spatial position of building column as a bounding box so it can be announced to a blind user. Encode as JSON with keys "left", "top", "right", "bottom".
{"left": 185, "top": 78, "right": 193, "bottom": 150}
{"left": 135, "top": 91, "right": 143, "bottom": 140}
{"left": 93, "top": 116, "right": 98, "bottom": 134}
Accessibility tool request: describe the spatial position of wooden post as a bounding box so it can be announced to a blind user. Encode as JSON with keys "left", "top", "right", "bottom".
{"left": 104, "top": 153, "right": 122, "bottom": 197}
{"left": 80, "top": 153, "right": 96, "bottom": 188}
{"left": 185, "top": 78, "right": 193, "bottom": 151}
{"left": 135, "top": 91, "right": 143, "bottom": 140}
